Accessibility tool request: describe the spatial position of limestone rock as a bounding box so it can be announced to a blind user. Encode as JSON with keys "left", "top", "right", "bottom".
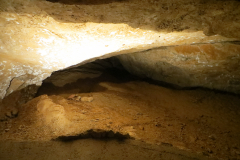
{"left": 117, "top": 42, "right": 240, "bottom": 93}
{"left": 81, "top": 97, "right": 94, "bottom": 102}
{"left": 68, "top": 94, "right": 78, "bottom": 100}
{"left": 5, "top": 108, "right": 18, "bottom": 118}
{"left": 43, "top": 59, "right": 116, "bottom": 87}
{"left": 0, "top": 0, "right": 240, "bottom": 102}
{"left": 67, "top": 94, "right": 82, "bottom": 101}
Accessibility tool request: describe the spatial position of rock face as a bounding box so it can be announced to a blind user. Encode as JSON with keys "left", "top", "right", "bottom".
{"left": 0, "top": 0, "right": 240, "bottom": 109}
{"left": 117, "top": 42, "right": 240, "bottom": 93}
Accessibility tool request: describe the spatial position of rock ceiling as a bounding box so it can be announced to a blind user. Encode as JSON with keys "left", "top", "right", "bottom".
{"left": 0, "top": 0, "right": 240, "bottom": 100}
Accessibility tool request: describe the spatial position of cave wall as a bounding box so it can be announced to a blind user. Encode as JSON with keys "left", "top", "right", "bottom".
{"left": 0, "top": 0, "right": 240, "bottom": 103}
{"left": 117, "top": 42, "right": 240, "bottom": 93}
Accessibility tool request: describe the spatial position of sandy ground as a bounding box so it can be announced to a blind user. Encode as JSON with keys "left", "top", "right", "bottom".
{"left": 0, "top": 139, "right": 210, "bottom": 160}
{"left": 0, "top": 71, "right": 240, "bottom": 160}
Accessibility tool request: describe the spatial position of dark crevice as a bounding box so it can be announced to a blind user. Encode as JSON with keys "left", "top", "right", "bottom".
{"left": 142, "top": 76, "right": 240, "bottom": 97}
{"left": 46, "top": 0, "right": 128, "bottom": 5}
{"left": 37, "top": 55, "right": 240, "bottom": 98}
{"left": 54, "top": 129, "right": 132, "bottom": 142}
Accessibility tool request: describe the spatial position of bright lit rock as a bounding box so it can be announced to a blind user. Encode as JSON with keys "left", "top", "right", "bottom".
{"left": 0, "top": 0, "right": 240, "bottom": 100}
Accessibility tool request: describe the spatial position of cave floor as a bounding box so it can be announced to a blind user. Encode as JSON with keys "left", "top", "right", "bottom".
{"left": 0, "top": 71, "right": 240, "bottom": 160}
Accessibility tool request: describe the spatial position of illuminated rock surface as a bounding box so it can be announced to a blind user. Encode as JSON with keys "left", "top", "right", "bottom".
{"left": 1, "top": 1, "right": 240, "bottom": 159}
{"left": 0, "top": 0, "right": 240, "bottom": 98}
{"left": 0, "top": 0, "right": 240, "bottom": 101}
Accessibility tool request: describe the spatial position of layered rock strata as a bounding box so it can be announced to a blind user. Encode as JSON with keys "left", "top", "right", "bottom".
{"left": 117, "top": 42, "right": 240, "bottom": 93}
{"left": 0, "top": 0, "right": 240, "bottom": 108}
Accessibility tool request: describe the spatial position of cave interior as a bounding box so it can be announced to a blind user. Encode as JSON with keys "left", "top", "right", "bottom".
{"left": 0, "top": 0, "right": 240, "bottom": 160}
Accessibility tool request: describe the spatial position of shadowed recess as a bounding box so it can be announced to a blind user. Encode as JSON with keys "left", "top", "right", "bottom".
{"left": 46, "top": 0, "right": 128, "bottom": 5}
{"left": 54, "top": 129, "right": 132, "bottom": 141}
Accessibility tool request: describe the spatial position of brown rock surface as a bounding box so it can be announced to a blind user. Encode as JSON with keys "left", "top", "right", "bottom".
{"left": 0, "top": 1, "right": 240, "bottom": 159}
{"left": 1, "top": 0, "right": 240, "bottom": 100}
{"left": 117, "top": 42, "right": 240, "bottom": 93}
{"left": 0, "top": 71, "right": 239, "bottom": 160}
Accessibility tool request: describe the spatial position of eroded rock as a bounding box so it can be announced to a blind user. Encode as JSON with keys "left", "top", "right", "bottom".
{"left": 81, "top": 97, "right": 94, "bottom": 102}
{"left": 0, "top": 0, "right": 240, "bottom": 108}
{"left": 117, "top": 42, "right": 240, "bottom": 93}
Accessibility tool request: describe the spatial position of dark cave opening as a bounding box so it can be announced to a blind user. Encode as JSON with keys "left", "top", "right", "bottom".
{"left": 36, "top": 57, "right": 139, "bottom": 96}
{"left": 46, "top": 0, "right": 128, "bottom": 5}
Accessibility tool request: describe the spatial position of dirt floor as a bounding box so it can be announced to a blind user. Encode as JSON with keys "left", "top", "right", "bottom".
{"left": 0, "top": 70, "right": 240, "bottom": 160}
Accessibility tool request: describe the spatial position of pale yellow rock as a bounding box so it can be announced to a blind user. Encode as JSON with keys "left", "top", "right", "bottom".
{"left": 81, "top": 97, "right": 94, "bottom": 102}
{"left": 0, "top": 0, "right": 240, "bottom": 101}
{"left": 37, "top": 95, "right": 69, "bottom": 130}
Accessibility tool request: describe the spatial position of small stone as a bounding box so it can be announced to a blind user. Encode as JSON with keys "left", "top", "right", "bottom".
{"left": 68, "top": 94, "right": 77, "bottom": 100}
{"left": 11, "top": 108, "right": 18, "bottom": 117}
{"left": 209, "top": 134, "right": 216, "bottom": 140}
{"left": 81, "top": 97, "right": 93, "bottom": 102}
{"left": 5, "top": 129, "right": 10, "bottom": 132}
{"left": 154, "top": 122, "right": 161, "bottom": 127}
{"left": 139, "top": 126, "right": 144, "bottom": 130}
{"left": 75, "top": 96, "right": 81, "bottom": 101}
{"left": 18, "top": 125, "right": 24, "bottom": 130}
{"left": 5, "top": 111, "right": 13, "bottom": 118}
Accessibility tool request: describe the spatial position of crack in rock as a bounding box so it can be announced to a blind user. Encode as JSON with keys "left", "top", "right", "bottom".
{"left": 54, "top": 129, "right": 133, "bottom": 141}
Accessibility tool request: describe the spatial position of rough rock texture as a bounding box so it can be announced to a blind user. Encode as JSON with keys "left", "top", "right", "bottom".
{"left": 1, "top": 71, "right": 240, "bottom": 159}
{"left": 0, "top": 0, "right": 240, "bottom": 105}
{"left": 44, "top": 58, "right": 122, "bottom": 87}
{"left": 117, "top": 42, "right": 240, "bottom": 93}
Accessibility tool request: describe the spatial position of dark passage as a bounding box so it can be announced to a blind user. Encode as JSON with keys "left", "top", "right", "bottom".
{"left": 46, "top": 0, "right": 128, "bottom": 5}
